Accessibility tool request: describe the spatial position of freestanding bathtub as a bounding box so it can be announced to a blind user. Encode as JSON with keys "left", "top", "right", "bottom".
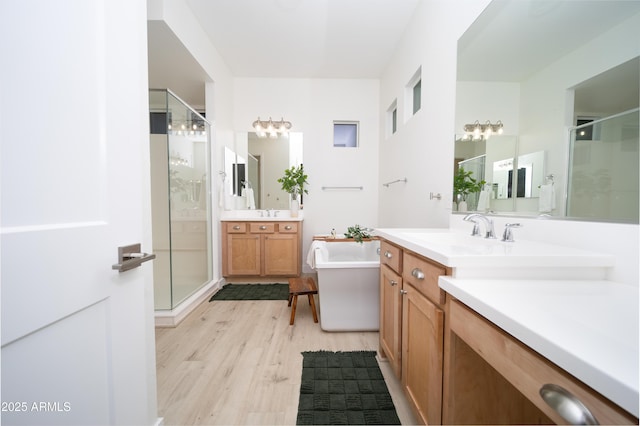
{"left": 312, "top": 239, "right": 380, "bottom": 331}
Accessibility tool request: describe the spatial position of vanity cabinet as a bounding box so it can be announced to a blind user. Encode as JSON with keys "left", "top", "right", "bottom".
{"left": 401, "top": 252, "right": 448, "bottom": 425}
{"left": 379, "top": 239, "right": 451, "bottom": 425}
{"left": 445, "top": 298, "right": 637, "bottom": 425}
{"left": 379, "top": 241, "right": 403, "bottom": 378}
{"left": 222, "top": 221, "right": 301, "bottom": 277}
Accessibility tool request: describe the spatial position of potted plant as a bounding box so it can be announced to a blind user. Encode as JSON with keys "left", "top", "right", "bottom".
{"left": 277, "top": 164, "right": 308, "bottom": 216}
{"left": 344, "top": 224, "right": 373, "bottom": 244}
{"left": 453, "top": 167, "right": 485, "bottom": 212}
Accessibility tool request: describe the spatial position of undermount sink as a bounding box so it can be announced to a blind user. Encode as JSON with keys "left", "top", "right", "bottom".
{"left": 220, "top": 209, "right": 303, "bottom": 221}
{"left": 374, "top": 228, "right": 615, "bottom": 274}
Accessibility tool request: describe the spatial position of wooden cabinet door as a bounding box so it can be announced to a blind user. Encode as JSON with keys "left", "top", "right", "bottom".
{"left": 226, "top": 234, "right": 260, "bottom": 276}
{"left": 380, "top": 264, "right": 403, "bottom": 378}
{"left": 402, "top": 282, "right": 444, "bottom": 425}
{"left": 263, "top": 233, "right": 298, "bottom": 276}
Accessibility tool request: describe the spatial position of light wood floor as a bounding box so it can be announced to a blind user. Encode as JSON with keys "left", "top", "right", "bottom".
{"left": 155, "top": 293, "right": 417, "bottom": 425}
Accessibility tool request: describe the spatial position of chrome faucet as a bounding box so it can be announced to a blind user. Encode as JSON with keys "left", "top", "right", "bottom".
{"left": 463, "top": 213, "right": 496, "bottom": 239}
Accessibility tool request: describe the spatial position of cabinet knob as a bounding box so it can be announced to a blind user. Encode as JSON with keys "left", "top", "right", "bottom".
{"left": 400, "top": 289, "right": 408, "bottom": 295}
{"left": 284, "top": 225, "right": 292, "bottom": 230}
{"left": 411, "top": 268, "right": 425, "bottom": 280}
{"left": 233, "top": 225, "right": 240, "bottom": 230}
{"left": 539, "top": 384, "right": 599, "bottom": 425}
{"left": 389, "top": 280, "right": 398, "bottom": 286}
{"left": 384, "top": 251, "right": 393, "bottom": 259}
{"left": 260, "top": 225, "right": 267, "bottom": 230}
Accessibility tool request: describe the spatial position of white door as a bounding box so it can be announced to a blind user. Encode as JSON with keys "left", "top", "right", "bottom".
{"left": 1, "top": 1, "right": 157, "bottom": 425}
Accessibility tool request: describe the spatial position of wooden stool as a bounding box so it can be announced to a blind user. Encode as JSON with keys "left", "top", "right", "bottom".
{"left": 288, "top": 277, "right": 318, "bottom": 325}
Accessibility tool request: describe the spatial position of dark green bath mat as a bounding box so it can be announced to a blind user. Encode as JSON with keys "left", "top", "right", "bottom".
{"left": 296, "top": 351, "right": 401, "bottom": 425}
{"left": 209, "top": 283, "right": 289, "bottom": 301}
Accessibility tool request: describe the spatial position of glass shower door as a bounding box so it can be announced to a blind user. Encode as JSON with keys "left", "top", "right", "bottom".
{"left": 149, "top": 89, "right": 213, "bottom": 310}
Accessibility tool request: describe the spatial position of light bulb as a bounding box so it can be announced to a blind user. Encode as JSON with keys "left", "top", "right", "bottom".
{"left": 484, "top": 121, "right": 492, "bottom": 138}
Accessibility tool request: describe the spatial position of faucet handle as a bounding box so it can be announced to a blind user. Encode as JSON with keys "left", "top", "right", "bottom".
{"left": 502, "top": 223, "right": 522, "bottom": 242}
{"left": 470, "top": 221, "right": 481, "bottom": 237}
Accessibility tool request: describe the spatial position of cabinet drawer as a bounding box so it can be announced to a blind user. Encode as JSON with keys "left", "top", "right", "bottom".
{"left": 250, "top": 223, "right": 275, "bottom": 233}
{"left": 380, "top": 240, "right": 402, "bottom": 273}
{"left": 226, "top": 222, "right": 247, "bottom": 233}
{"left": 403, "top": 252, "right": 446, "bottom": 305}
{"left": 278, "top": 222, "right": 298, "bottom": 233}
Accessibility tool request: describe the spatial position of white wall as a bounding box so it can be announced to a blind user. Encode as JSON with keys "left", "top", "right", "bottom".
{"left": 158, "top": 0, "right": 638, "bottom": 286}
{"left": 517, "top": 11, "right": 640, "bottom": 215}
{"left": 233, "top": 78, "right": 380, "bottom": 273}
{"left": 455, "top": 81, "right": 521, "bottom": 135}
{"left": 149, "top": 0, "right": 235, "bottom": 284}
{"left": 378, "top": 0, "right": 492, "bottom": 228}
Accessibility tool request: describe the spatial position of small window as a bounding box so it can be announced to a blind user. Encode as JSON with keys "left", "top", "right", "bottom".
{"left": 392, "top": 108, "right": 398, "bottom": 133}
{"left": 333, "top": 121, "right": 359, "bottom": 147}
{"left": 386, "top": 100, "right": 398, "bottom": 136}
{"left": 412, "top": 79, "right": 421, "bottom": 114}
{"left": 405, "top": 66, "right": 422, "bottom": 120}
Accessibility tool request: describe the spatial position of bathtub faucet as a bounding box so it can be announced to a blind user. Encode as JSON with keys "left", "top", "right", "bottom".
{"left": 463, "top": 213, "right": 496, "bottom": 239}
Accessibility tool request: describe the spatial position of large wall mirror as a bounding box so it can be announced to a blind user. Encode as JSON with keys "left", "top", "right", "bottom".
{"left": 224, "top": 132, "right": 303, "bottom": 210}
{"left": 454, "top": 0, "right": 639, "bottom": 223}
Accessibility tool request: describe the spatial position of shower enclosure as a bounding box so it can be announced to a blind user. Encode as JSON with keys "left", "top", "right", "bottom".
{"left": 149, "top": 89, "right": 213, "bottom": 310}
{"left": 567, "top": 108, "right": 639, "bottom": 223}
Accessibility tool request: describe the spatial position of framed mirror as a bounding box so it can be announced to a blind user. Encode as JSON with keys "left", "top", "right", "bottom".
{"left": 454, "top": 0, "right": 640, "bottom": 222}
{"left": 228, "top": 132, "right": 303, "bottom": 210}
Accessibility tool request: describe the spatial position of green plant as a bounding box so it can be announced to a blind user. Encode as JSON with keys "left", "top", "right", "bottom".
{"left": 277, "top": 164, "right": 309, "bottom": 199}
{"left": 453, "top": 167, "right": 485, "bottom": 201}
{"left": 344, "top": 224, "right": 372, "bottom": 244}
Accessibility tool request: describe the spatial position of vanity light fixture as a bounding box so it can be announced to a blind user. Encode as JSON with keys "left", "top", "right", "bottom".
{"left": 462, "top": 120, "right": 504, "bottom": 141}
{"left": 253, "top": 117, "right": 292, "bottom": 138}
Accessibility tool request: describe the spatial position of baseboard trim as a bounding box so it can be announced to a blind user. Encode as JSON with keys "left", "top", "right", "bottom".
{"left": 154, "top": 278, "right": 224, "bottom": 327}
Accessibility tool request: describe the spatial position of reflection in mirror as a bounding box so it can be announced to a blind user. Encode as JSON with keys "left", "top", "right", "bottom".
{"left": 455, "top": 134, "right": 518, "bottom": 212}
{"left": 492, "top": 157, "right": 513, "bottom": 200}
{"left": 456, "top": 155, "right": 485, "bottom": 211}
{"left": 567, "top": 108, "right": 639, "bottom": 223}
{"left": 231, "top": 132, "right": 303, "bottom": 210}
{"left": 455, "top": 0, "right": 640, "bottom": 222}
{"left": 517, "top": 150, "right": 545, "bottom": 198}
{"left": 234, "top": 154, "right": 246, "bottom": 197}
{"left": 223, "top": 146, "right": 234, "bottom": 193}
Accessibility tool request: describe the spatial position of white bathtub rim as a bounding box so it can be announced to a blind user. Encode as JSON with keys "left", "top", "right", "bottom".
{"left": 312, "top": 239, "right": 381, "bottom": 270}
{"left": 314, "top": 261, "right": 380, "bottom": 269}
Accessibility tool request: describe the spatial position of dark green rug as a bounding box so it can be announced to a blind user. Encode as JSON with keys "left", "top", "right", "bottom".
{"left": 208, "top": 283, "right": 289, "bottom": 301}
{"left": 297, "top": 351, "right": 401, "bottom": 425}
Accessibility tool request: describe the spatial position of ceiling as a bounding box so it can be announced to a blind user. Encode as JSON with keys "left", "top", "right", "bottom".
{"left": 457, "top": 0, "right": 640, "bottom": 115}
{"left": 147, "top": 0, "right": 421, "bottom": 108}
{"left": 457, "top": 0, "right": 640, "bottom": 83}
{"left": 147, "top": 0, "right": 640, "bottom": 112}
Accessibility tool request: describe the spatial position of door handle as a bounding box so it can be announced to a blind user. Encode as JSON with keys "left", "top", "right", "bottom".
{"left": 112, "top": 243, "right": 156, "bottom": 272}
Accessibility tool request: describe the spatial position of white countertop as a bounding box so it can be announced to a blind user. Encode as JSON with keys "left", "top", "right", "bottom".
{"left": 220, "top": 210, "right": 303, "bottom": 222}
{"left": 375, "top": 228, "right": 615, "bottom": 270}
{"left": 439, "top": 277, "right": 639, "bottom": 417}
